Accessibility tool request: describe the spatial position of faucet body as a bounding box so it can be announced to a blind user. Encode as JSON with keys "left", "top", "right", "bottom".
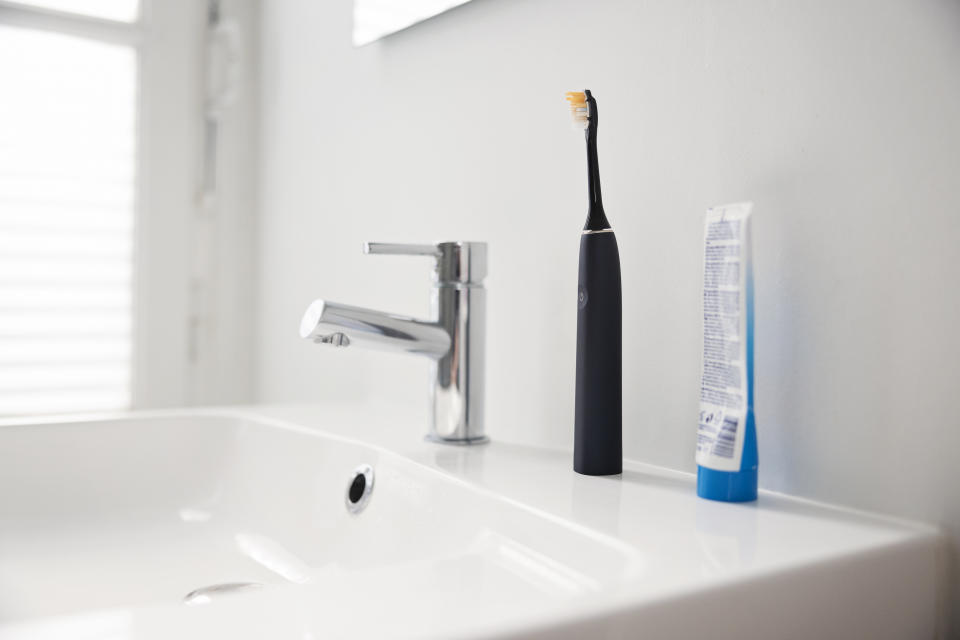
{"left": 300, "top": 242, "right": 487, "bottom": 444}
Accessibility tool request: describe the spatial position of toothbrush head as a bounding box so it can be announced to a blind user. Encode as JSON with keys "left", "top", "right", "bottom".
{"left": 565, "top": 90, "right": 589, "bottom": 129}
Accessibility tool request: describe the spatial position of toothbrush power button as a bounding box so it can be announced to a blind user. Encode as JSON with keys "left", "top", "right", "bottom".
{"left": 578, "top": 286, "right": 588, "bottom": 309}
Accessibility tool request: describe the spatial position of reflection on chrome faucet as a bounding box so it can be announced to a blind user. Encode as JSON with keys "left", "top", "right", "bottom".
{"left": 300, "top": 241, "right": 487, "bottom": 444}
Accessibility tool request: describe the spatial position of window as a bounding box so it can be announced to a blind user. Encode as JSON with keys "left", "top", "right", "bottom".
{"left": 0, "top": 2, "right": 139, "bottom": 414}
{"left": 1, "top": 1, "right": 252, "bottom": 415}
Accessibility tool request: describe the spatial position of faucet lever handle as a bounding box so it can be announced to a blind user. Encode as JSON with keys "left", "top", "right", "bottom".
{"left": 363, "top": 242, "right": 441, "bottom": 257}
{"left": 363, "top": 241, "right": 487, "bottom": 285}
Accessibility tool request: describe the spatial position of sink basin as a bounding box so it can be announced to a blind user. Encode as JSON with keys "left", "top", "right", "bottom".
{"left": 0, "top": 407, "right": 942, "bottom": 638}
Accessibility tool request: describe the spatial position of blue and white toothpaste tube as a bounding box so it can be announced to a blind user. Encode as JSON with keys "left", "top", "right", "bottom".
{"left": 696, "top": 202, "right": 758, "bottom": 502}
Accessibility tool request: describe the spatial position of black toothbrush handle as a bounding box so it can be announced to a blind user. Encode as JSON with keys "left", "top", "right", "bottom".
{"left": 574, "top": 231, "right": 622, "bottom": 475}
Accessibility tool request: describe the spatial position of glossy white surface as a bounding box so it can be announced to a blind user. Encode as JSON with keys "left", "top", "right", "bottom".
{"left": 256, "top": 3, "right": 960, "bottom": 631}
{"left": 0, "top": 406, "right": 942, "bottom": 638}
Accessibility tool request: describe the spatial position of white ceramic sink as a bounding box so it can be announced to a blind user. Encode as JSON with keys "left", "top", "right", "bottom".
{"left": 0, "top": 407, "right": 943, "bottom": 638}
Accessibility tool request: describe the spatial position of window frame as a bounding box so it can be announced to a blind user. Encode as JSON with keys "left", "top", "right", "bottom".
{"left": 0, "top": 0, "right": 207, "bottom": 411}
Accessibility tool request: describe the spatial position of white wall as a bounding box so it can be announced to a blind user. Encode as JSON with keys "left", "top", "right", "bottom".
{"left": 184, "top": 0, "right": 260, "bottom": 406}
{"left": 255, "top": 0, "right": 960, "bottom": 630}
{"left": 135, "top": 0, "right": 259, "bottom": 409}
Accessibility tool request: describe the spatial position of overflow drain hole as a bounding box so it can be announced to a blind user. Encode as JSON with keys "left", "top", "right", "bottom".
{"left": 346, "top": 464, "right": 374, "bottom": 514}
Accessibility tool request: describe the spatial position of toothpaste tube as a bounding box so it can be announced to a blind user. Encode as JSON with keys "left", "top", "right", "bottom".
{"left": 696, "top": 202, "right": 758, "bottom": 502}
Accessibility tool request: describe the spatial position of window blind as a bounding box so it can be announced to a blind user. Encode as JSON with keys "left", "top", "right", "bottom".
{"left": 0, "top": 25, "right": 137, "bottom": 415}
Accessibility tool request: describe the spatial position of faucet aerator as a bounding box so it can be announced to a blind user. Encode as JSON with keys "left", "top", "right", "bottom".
{"left": 315, "top": 332, "right": 350, "bottom": 347}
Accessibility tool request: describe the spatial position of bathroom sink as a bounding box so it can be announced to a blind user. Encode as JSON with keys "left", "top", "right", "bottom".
{"left": 0, "top": 407, "right": 942, "bottom": 638}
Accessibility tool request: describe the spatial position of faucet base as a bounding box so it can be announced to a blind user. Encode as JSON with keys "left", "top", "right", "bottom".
{"left": 424, "top": 434, "right": 490, "bottom": 446}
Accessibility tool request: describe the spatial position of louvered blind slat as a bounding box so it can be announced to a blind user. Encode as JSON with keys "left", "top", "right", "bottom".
{"left": 2, "top": 0, "right": 139, "bottom": 23}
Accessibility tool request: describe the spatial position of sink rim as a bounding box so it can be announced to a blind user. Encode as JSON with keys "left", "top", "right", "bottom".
{"left": 0, "top": 405, "right": 943, "bottom": 639}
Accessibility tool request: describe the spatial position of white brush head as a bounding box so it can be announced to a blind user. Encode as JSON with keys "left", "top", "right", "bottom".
{"left": 565, "top": 91, "right": 589, "bottom": 130}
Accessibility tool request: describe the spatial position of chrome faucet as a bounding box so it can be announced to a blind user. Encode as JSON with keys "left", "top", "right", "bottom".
{"left": 299, "top": 241, "right": 487, "bottom": 444}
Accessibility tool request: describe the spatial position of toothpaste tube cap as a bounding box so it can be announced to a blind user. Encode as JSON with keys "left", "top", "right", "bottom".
{"left": 697, "top": 465, "right": 758, "bottom": 503}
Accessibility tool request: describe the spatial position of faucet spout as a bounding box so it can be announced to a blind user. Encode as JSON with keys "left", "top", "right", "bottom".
{"left": 299, "top": 299, "right": 450, "bottom": 358}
